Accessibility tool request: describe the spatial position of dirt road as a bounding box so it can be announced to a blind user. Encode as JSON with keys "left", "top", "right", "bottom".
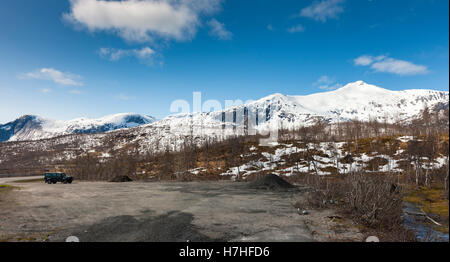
{"left": 0, "top": 177, "right": 363, "bottom": 242}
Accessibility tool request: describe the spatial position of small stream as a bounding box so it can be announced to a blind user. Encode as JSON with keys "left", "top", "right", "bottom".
{"left": 403, "top": 202, "right": 449, "bottom": 242}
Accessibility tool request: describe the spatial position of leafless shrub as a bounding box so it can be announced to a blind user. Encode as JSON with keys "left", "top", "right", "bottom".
{"left": 289, "top": 171, "right": 415, "bottom": 241}
{"left": 344, "top": 173, "right": 403, "bottom": 229}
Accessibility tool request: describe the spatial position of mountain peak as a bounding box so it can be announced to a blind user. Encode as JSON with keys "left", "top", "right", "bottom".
{"left": 18, "top": 115, "right": 38, "bottom": 121}
{"left": 340, "top": 80, "right": 371, "bottom": 89}
{"left": 264, "top": 93, "right": 285, "bottom": 99}
{"left": 353, "top": 80, "right": 368, "bottom": 85}
{"left": 336, "top": 81, "right": 388, "bottom": 94}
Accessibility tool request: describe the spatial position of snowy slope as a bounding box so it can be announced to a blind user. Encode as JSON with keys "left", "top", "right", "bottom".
{"left": 1, "top": 81, "right": 448, "bottom": 144}
{"left": 0, "top": 113, "right": 156, "bottom": 142}
{"left": 100, "top": 81, "right": 448, "bottom": 154}
{"left": 0, "top": 81, "right": 448, "bottom": 167}
{"left": 150, "top": 81, "right": 449, "bottom": 132}
{"left": 288, "top": 81, "right": 448, "bottom": 122}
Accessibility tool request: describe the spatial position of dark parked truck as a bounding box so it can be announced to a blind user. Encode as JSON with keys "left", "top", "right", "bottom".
{"left": 44, "top": 172, "right": 73, "bottom": 184}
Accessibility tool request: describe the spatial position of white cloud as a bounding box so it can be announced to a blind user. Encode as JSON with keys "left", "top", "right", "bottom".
{"left": 354, "top": 55, "right": 374, "bottom": 66}
{"left": 287, "top": 24, "right": 305, "bottom": 33}
{"left": 207, "top": 18, "right": 232, "bottom": 40}
{"left": 313, "top": 75, "right": 342, "bottom": 90}
{"left": 371, "top": 58, "right": 429, "bottom": 75}
{"left": 299, "top": 0, "right": 345, "bottom": 22}
{"left": 23, "top": 68, "right": 83, "bottom": 86}
{"left": 353, "top": 55, "right": 385, "bottom": 66}
{"left": 64, "top": 0, "right": 223, "bottom": 43}
{"left": 354, "top": 55, "right": 429, "bottom": 76}
{"left": 99, "top": 46, "right": 157, "bottom": 63}
{"left": 40, "top": 88, "right": 52, "bottom": 93}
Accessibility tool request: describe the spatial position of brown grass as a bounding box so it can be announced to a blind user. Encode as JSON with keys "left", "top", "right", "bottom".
{"left": 404, "top": 185, "right": 449, "bottom": 233}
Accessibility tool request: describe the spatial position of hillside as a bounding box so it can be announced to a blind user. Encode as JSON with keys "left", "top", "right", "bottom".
{"left": 0, "top": 113, "right": 156, "bottom": 142}
{"left": 0, "top": 81, "right": 448, "bottom": 174}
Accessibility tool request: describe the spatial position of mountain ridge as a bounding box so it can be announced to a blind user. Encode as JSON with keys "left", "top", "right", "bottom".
{"left": 1, "top": 81, "right": 448, "bottom": 143}
{"left": 0, "top": 113, "right": 156, "bottom": 142}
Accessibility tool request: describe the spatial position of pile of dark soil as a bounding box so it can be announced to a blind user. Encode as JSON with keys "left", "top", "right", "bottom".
{"left": 109, "top": 175, "right": 133, "bottom": 183}
{"left": 247, "top": 174, "right": 296, "bottom": 191}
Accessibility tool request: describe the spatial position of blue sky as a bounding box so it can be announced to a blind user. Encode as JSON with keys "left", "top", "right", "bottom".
{"left": 0, "top": 0, "right": 448, "bottom": 123}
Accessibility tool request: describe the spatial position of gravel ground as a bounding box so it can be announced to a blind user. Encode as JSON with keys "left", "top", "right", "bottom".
{"left": 0, "top": 176, "right": 363, "bottom": 242}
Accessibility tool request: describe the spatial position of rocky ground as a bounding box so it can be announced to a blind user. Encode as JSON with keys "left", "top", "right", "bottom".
{"left": 0, "top": 176, "right": 363, "bottom": 242}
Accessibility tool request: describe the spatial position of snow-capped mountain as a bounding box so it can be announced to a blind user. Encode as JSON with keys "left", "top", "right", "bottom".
{"left": 1, "top": 81, "right": 448, "bottom": 144}
{"left": 0, "top": 113, "right": 156, "bottom": 142}
{"left": 152, "top": 80, "right": 449, "bottom": 132}
{"left": 88, "top": 80, "right": 447, "bottom": 154}
{"left": 0, "top": 81, "right": 448, "bottom": 169}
